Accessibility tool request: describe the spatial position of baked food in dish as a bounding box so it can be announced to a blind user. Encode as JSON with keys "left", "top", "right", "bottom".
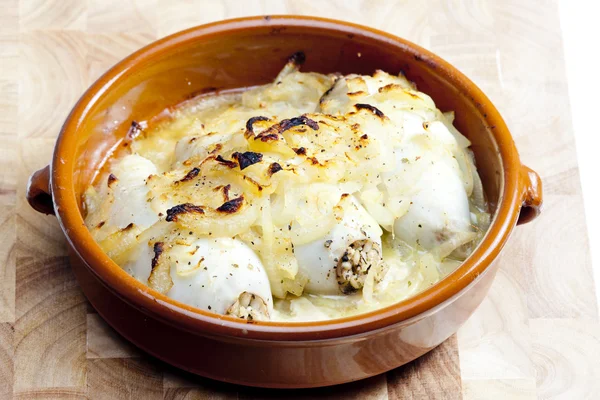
{"left": 84, "top": 52, "right": 490, "bottom": 322}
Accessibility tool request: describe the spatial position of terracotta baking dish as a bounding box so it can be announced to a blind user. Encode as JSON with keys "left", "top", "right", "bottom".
{"left": 26, "top": 16, "right": 542, "bottom": 388}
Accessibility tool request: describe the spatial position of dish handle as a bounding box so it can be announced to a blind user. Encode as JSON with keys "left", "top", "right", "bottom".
{"left": 517, "top": 165, "right": 542, "bottom": 225}
{"left": 26, "top": 165, "right": 55, "bottom": 215}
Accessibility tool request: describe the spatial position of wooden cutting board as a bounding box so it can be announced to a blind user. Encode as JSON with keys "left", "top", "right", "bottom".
{"left": 2, "top": 0, "right": 598, "bottom": 398}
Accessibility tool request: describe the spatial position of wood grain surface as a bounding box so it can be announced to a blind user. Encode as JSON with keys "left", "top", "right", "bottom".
{"left": 2, "top": 0, "right": 598, "bottom": 398}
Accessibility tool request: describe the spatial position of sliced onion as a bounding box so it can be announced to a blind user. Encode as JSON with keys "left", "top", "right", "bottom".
{"left": 100, "top": 224, "right": 142, "bottom": 265}
{"left": 172, "top": 201, "right": 259, "bottom": 238}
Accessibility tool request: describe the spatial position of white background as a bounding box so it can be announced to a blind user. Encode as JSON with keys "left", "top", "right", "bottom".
{"left": 559, "top": 1, "right": 599, "bottom": 308}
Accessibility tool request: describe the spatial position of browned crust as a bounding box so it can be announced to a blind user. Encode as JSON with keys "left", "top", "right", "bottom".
{"left": 107, "top": 173, "right": 118, "bottom": 187}
{"left": 252, "top": 116, "right": 319, "bottom": 143}
{"left": 148, "top": 240, "right": 173, "bottom": 294}
{"left": 166, "top": 203, "right": 205, "bottom": 222}
{"left": 279, "top": 116, "right": 319, "bottom": 132}
{"left": 213, "top": 184, "right": 231, "bottom": 202}
{"left": 293, "top": 147, "right": 307, "bottom": 155}
{"left": 268, "top": 162, "right": 283, "bottom": 175}
{"left": 378, "top": 83, "right": 402, "bottom": 93}
{"left": 216, "top": 196, "right": 244, "bottom": 214}
{"left": 210, "top": 143, "right": 223, "bottom": 154}
{"left": 307, "top": 156, "right": 323, "bottom": 166}
{"left": 222, "top": 184, "right": 231, "bottom": 201}
{"left": 232, "top": 151, "right": 263, "bottom": 170}
{"left": 355, "top": 103, "right": 385, "bottom": 118}
{"left": 245, "top": 116, "right": 270, "bottom": 134}
{"left": 176, "top": 167, "right": 200, "bottom": 183}
{"left": 215, "top": 155, "right": 238, "bottom": 168}
{"left": 151, "top": 242, "right": 164, "bottom": 270}
{"left": 242, "top": 175, "right": 263, "bottom": 192}
{"left": 122, "top": 222, "right": 135, "bottom": 231}
{"left": 255, "top": 130, "right": 280, "bottom": 142}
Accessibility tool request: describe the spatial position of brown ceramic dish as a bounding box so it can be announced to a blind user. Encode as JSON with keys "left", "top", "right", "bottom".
{"left": 26, "top": 16, "right": 542, "bottom": 388}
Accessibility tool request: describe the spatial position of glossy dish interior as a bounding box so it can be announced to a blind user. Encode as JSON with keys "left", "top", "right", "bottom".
{"left": 28, "top": 16, "right": 541, "bottom": 341}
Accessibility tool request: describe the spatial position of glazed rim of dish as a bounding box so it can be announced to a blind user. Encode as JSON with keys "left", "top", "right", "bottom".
{"left": 52, "top": 15, "right": 521, "bottom": 341}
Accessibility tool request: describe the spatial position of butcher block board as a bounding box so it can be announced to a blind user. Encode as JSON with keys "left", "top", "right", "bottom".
{"left": 1, "top": 0, "right": 598, "bottom": 398}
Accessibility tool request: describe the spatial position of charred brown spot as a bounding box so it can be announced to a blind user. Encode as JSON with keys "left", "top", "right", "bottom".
{"left": 126, "top": 121, "right": 143, "bottom": 140}
{"left": 355, "top": 103, "right": 385, "bottom": 118}
{"left": 151, "top": 242, "right": 164, "bottom": 270}
{"left": 307, "top": 156, "right": 321, "bottom": 165}
{"left": 166, "top": 203, "right": 205, "bottom": 222}
{"left": 177, "top": 167, "right": 200, "bottom": 183}
{"left": 96, "top": 221, "right": 105, "bottom": 229}
{"left": 294, "top": 147, "right": 307, "bottom": 155}
{"left": 122, "top": 223, "right": 135, "bottom": 231}
{"left": 214, "top": 184, "right": 231, "bottom": 201}
{"left": 245, "top": 116, "right": 270, "bottom": 133}
{"left": 361, "top": 134, "right": 368, "bottom": 140}
{"left": 268, "top": 162, "right": 283, "bottom": 175}
{"left": 210, "top": 143, "right": 223, "bottom": 154}
{"left": 215, "top": 155, "right": 238, "bottom": 168}
{"left": 242, "top": 175, "right": 263, "bottom": 192}
{"left": 279, "top": 116, "right": 319, "bottom": 132}
{"left": 232, "top": 151, "right": 263, "bottom": 170}
{"left": 341, "top": 193, "right": 349, "bottom": 199}
{"left": 107, "top": 173, "right": 118, "bottom": 187}
{"left": 348, "top": 91, "right": 366, "bottom": 96}
{"left": 319, "top": 79, "right": 340, "bottom": 104}
{"left": 222, "top": 184, "right": 231, "bottom": 201}
{"left": 378, "top": 83, "right": 401, "bottom": 93}
{"left": 216, "top": 196, "right": 244, "bottom": 214}
{"left": 288, "top": 51, "right": 306, "bottom": 66}
{"left": 255, "top": 131, "right": 280, "bottom": 142}
{"left": 252, "top": 116, "right": 319, "bottom": 143}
